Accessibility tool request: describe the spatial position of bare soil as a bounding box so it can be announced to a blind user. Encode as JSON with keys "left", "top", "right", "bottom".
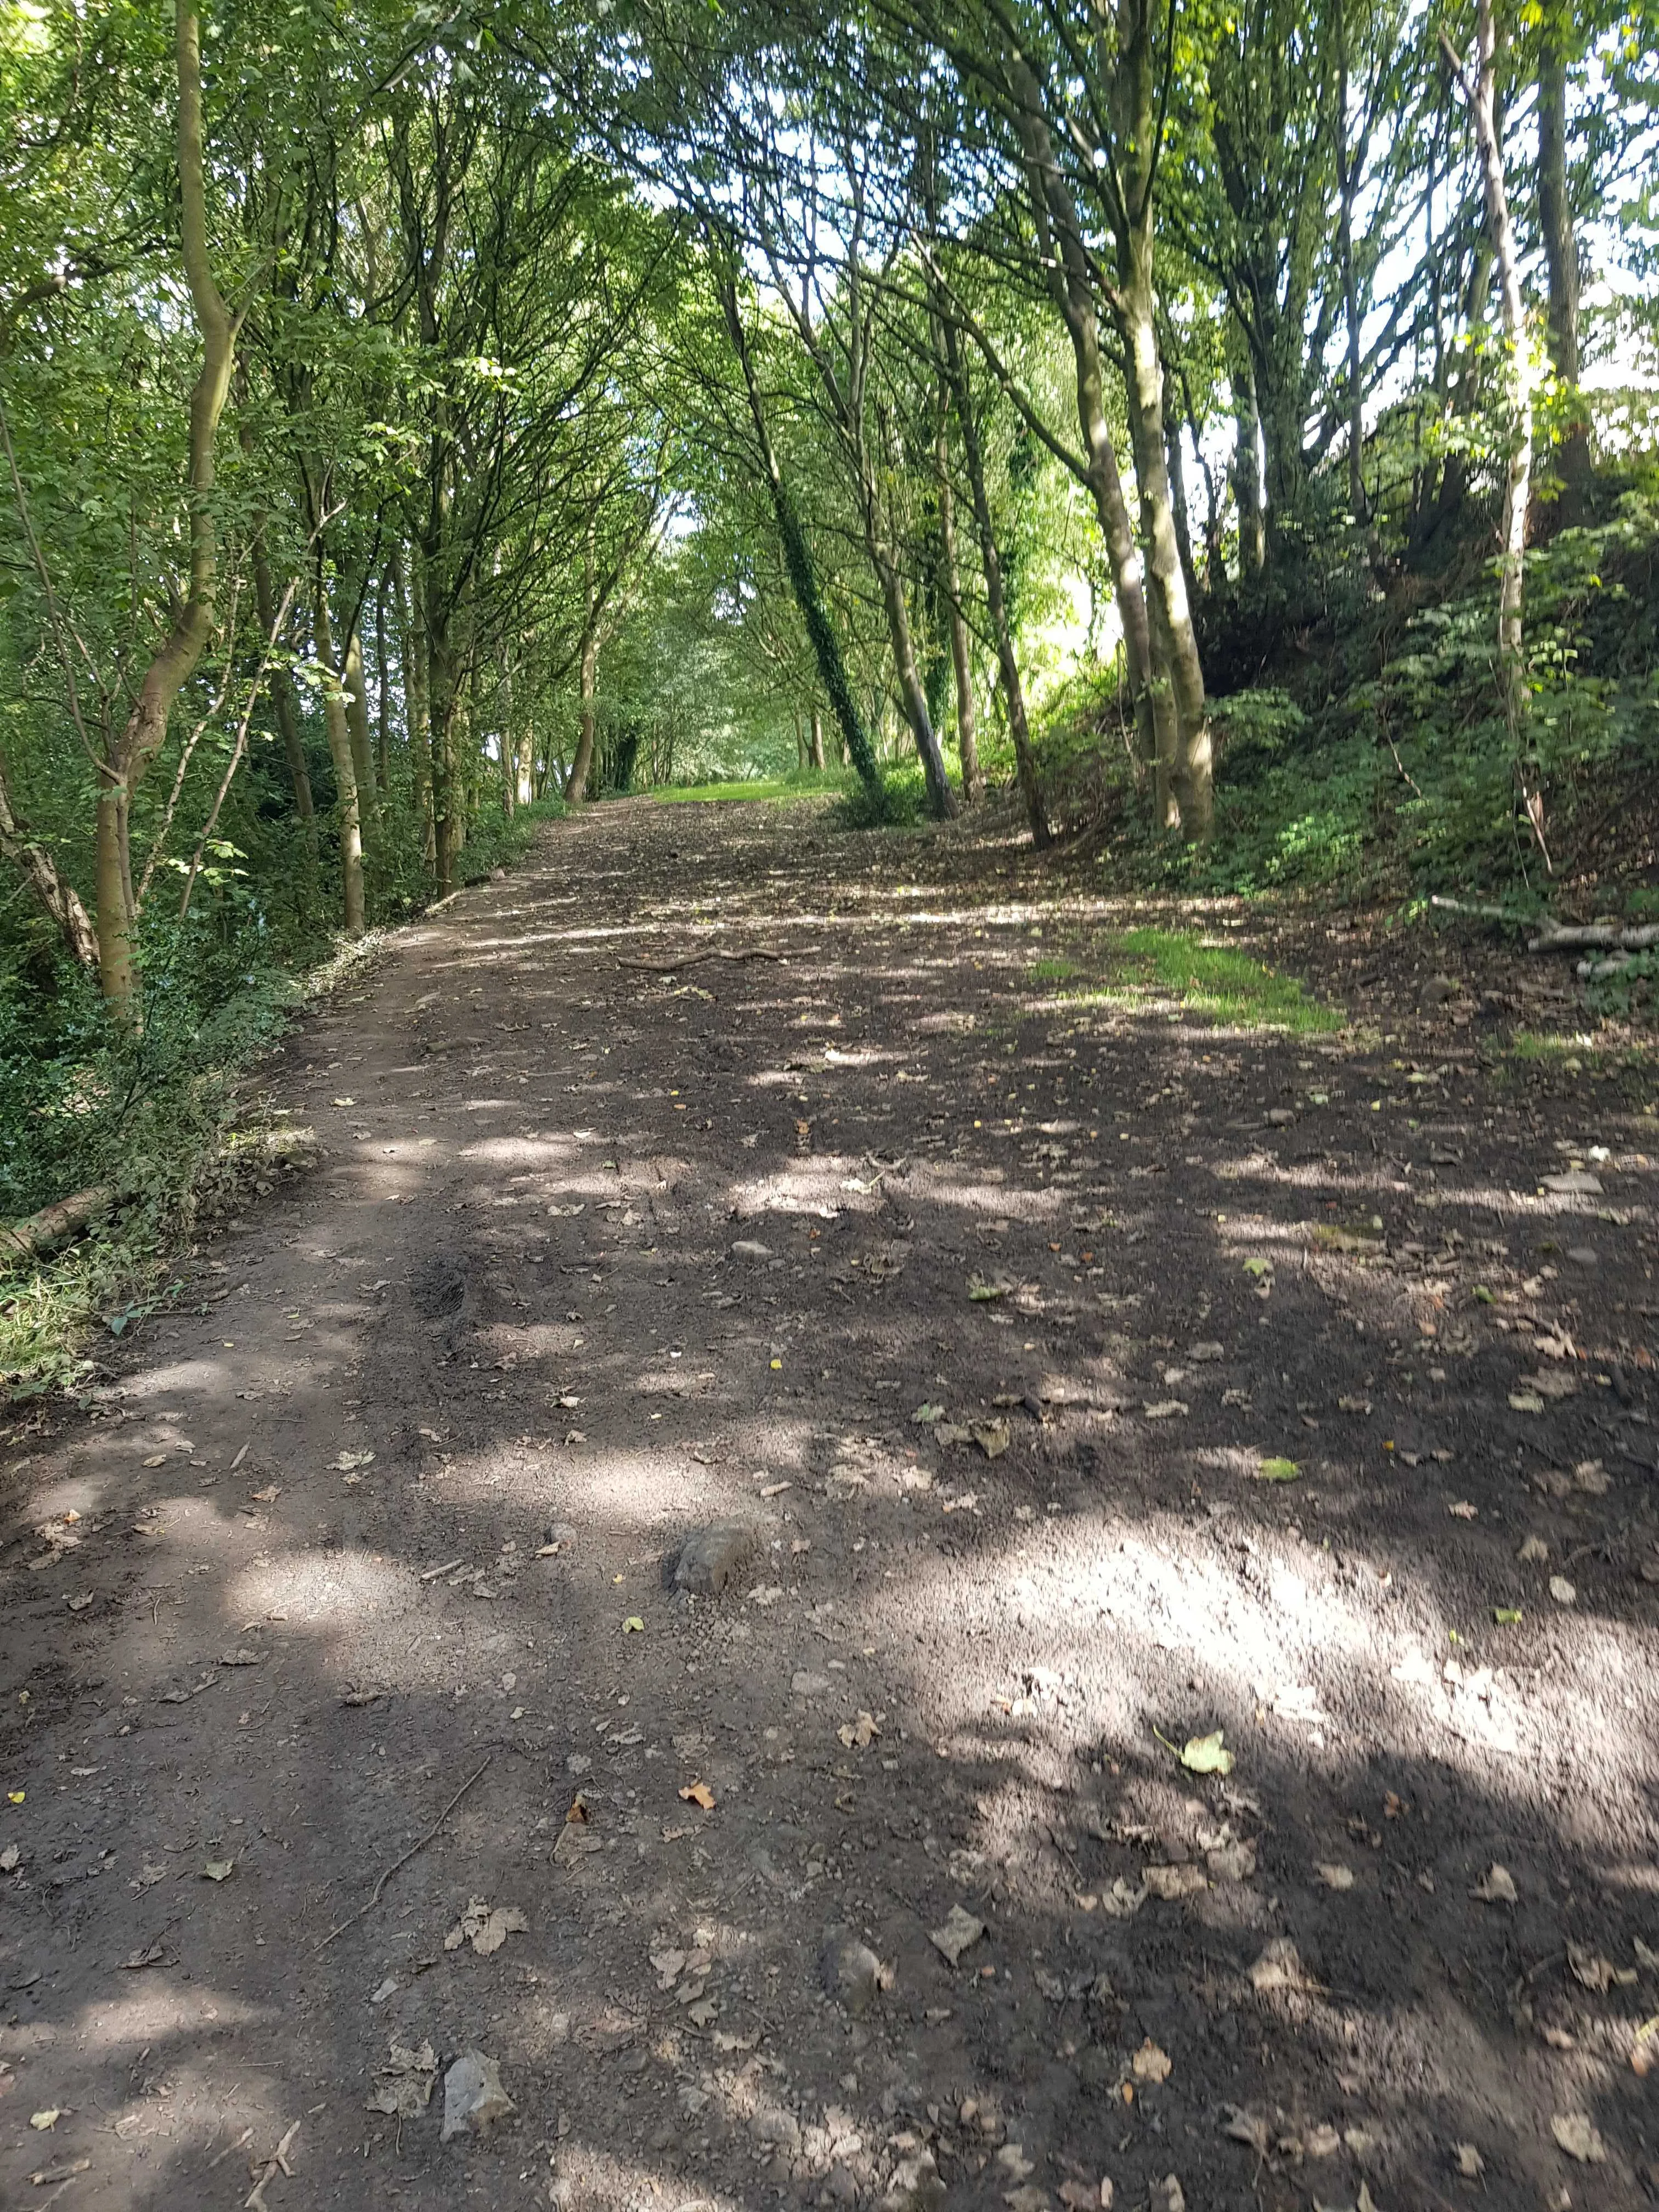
{"left": 3, "top": 794, "right": 1658, "bottom": 2212}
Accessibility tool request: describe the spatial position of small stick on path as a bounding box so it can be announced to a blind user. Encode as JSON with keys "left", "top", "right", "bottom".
{"left": 314, "top": 1755, "right": 492, "bottom": 1951}
{"left": 616, "top": 946, "right": 781, "bottom": 972}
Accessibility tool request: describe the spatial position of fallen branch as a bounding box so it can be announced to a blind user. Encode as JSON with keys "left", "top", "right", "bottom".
{"left": 245, "top": 2119, "right": 300, "bottom": 2212}
{"left": 1428, "top": 894, "right": 1533, "bottom": 927}
{"left": 617, "top": 946, "right": 782, "bottom": 972}
{"left": 1429, "top": 896, "right": 1659, "bottom": 957}
{"left": 0, "top": 1183, "right": 112, "bottom": 1264}
{"left": 1530, "top": 918, "right": 1659, "bottom": 953}
{"left": 314, "top": 1754, "right": 491, "bottom": 1950}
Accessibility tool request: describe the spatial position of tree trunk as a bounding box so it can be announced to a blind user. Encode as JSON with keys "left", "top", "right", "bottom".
{"left": 937, "top": 443, "right": 982, "bottom": 802}
{"left": 251, "top": 532, "right": 314, "bottom": 827}
{"left": 398, "top": 543, "right": 435, "bottom": 869}
{"left": 1163, "top": 394, "right": 1198, "bottom": 602}
{"left": 374, "top": 572, "right": 392, "bottom": 789}
{"left": 943, "top": 318, "right": 1051, "bottom": 848}
{"left": 341, "top": 614, "right": 380, "bottom": 828}
{"left": 95, "top": 0, "right": 236, "bottom": 1013}
{"left": 566, "top": 624, "right": 598, "bottom": 804}
{"left": 1233, "top": 353, "right": 1266, "bottom": 576}
{"left": 809, "top": 707, "right": 825, "bottom": 770}
{"left": 1335, "top": 0, "right": 1369, "bottom": 524}
{"left": 869, "top": 531, "right": 957, "bottom": 819}
{"left": 716, "top": 267, "right": 884, "bottom": 803}
{"left": 1448, "top": 0, "right": 1532, "bottom": 732}
{"left": 313, "top": 578, "right": 365, "bottom": 933}
{"left": 1114, "top": 264, "right": 1214, "bottom": 839}
{"left": 1007, "top": 66, "right": 1164, "bottom": 787}
{"left": 1537, "top": 21, "right": 1590, "bottom": 516}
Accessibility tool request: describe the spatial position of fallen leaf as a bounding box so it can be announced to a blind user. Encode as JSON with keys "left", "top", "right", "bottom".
{"left": 1447, "top": 1499, "right": 1477, "bottom": 1520}
{"left": 0, "top": 1846, "right": 16, "bottom": 1872}
{"left": 142, "top": 1454, "right": 167, "bottom": 1468}
{"left": 972, "top": 1420, "right": 1011, "bottom": 1459}
{"left": 967, "top": 1277, "right": 1006, "bottom": 1302}
{"left": 1470, "top": 1864, "right": 1517, "bottom": 1905}
{"left": 1452, "top": 2143, "right": 1483, "bottom": 2178}
{"left": 1257, "top": 1457, "right": 1300, "bottom": 1482}
{"left": 1568, "top": 1943, "right": 1615, "bottom": 1992}
{"left": 1509, "top": 1392, "right": 1545, "bottom": 1413}
{"left": 1142, "top": 1401, "right": 1189, "bottom": 1420}
{"left": 1519, "top": 1535, "right": 1549, "bottom": 1562}
{"left": 678, "top": 1781, "right": 716, "bottom": 1810}
{"left": 1248, "top": 1938, "right": 1311, "bottom": 1993}
{"left": 929, "top": 1903, "right": 986, "bottom": 1965}
{"left": 1549, "top": 1576, "right": 1577, "bottom": 1607}
{"left": 837, "top": 1712, "right": 880, "bottom": 1749}
{"left": 1176, "top": 1729, "right": 1234, "bottom": 1775}
{"left": 1550, "top": 2113, "right": 1605, "bottom": 2163}
{"left": 1493, "top": 1606, "right": 1523, "bottom": 1625}
{"left": 250, "top": 1485, "right": 281, "bottom": 1503}
{"left": 201, "top": 1860, "right": 235, "bottom": 1882}
{"left": 912, "top": 1403, "right": 945, "bottom": 1424}
{"left": 122, "top": 1944, "right": 165, "bottom": 1970}
{"left": 622, "top": 1616, "right": 645, "bottom": 1634}
{"left": 1143, "top": 1863, "right": 1206, "bottom": 1900}
{"left": 29, "top": 2110, "right": 60, "bottom": 2130}
{"left": 1131, "top": 2038, "right": 1172, "bottom": 2085}
{"left": 1222, "top": 2106, "right": 1269, "bottom": 2154}
{"left": 1316, "top": 1864, "right": 1355, "bottom": 1891}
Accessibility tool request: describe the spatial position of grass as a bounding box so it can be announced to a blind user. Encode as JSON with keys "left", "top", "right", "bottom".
{"left": 1047, "top": 928, "right": 1342, "bottom": 1034}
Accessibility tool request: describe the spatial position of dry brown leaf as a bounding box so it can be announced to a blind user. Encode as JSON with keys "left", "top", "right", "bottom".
{"left": 678, "top": 1781, "right": 716, "bottom": 1810}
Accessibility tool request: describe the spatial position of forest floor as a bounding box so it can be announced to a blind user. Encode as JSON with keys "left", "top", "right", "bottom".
{"left": 2, "top": 794, "right": 1658, "bottom": 2212}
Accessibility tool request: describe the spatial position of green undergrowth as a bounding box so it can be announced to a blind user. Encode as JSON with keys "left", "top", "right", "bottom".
{"left": 1035, "top": 488, "right": 1659, "bottom": 912}
{"left": 1053, "top": 928, "right": 1343, "bottom": 1034}
{"left": 0, "top": 929, "right": 392, "bottom": 1397}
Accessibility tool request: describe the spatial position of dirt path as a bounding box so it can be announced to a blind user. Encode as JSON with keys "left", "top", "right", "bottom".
{"left": 2, "top": 796, "right": 1657, "bottom": 2212}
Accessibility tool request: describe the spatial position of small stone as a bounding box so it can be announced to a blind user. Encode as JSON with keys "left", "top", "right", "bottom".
{"left": 440, "top": 2051, "right": 516, "bottom": 2141}
{"left": 1566, "top": 1246, "right": 1599, "bottom": 1269}
{"left": 673, "top": 1520, "right": 758, "bottom": 1596}
{"left": 1266, "top": 1108, "right": 1295, "bottom": 1127}
{"left": 820, "top": 1926, "right": 893, "bottom": 2015}
{"left": 731, "top": 1239, "right": 774, "bottom": 1261}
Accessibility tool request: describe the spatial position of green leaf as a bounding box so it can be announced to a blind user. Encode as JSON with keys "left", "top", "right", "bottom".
{"left": 1156, "top": 1726, "right": 1235, "bottom": 1775}
{"left": 1493, "top": 1607, "right": 1523, "bottom": 1625}
{"left": 967, "top": 1277, "right": 1004, "bottom": 1301}
{"left": 1472, "top": 1285, "right": 1495, "bottom": 1304}
{"left": 1243, "top": 1257, "right": 1273, "bottom": 1278}
{"left": 912, "top": 1402, "right": 945, "bottom": 1424}
{"left": 1257, "top": 1456, "right": 1301, "bottom": 1482}
{"left": 622, "top": 1616, "right": 644, "bottom": 1634}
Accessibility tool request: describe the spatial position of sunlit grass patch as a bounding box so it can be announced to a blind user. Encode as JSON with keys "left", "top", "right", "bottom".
{"left": 1028, "top": 956, "right": 1077, "bottom": 983}
{"left": 1067, "top": 928, "right": 1341, "bottom": 1034}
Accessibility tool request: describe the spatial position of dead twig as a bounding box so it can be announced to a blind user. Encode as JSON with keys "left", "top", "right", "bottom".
{"left": 314, "top": 1755, "right": 492, "bottom": 1951}
{"left": 616, "top": 946, "right": 781, "bottom": 972}
{"left": 245, "top": 2119, "right": 300, "bottom": 2211}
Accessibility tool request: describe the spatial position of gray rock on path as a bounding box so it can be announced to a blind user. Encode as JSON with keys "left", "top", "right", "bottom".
{"left": 820, "top": 1925, "right": 893, "bottom": 2015}
{"left": 441, "top": 2051, "right": 516, "bottom": 2141}
{"left": 672, "top": 1519, "right": 759, "bottom": 1596}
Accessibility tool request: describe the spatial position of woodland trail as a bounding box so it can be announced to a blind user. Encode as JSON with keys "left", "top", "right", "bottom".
{"left": 1, "top": 795, "right": 1656, "bottom": 2212}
